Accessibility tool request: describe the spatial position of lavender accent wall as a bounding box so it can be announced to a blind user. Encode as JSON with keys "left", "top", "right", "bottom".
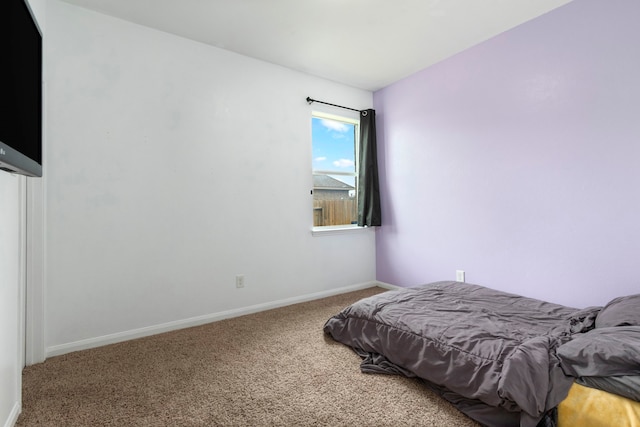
{"left": 374, "top": 0, "right": 640, "bottom": 308}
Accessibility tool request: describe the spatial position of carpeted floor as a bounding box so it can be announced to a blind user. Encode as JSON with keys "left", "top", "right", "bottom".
{"left": 17, "top": 287, "right": 480, "bottom": 426}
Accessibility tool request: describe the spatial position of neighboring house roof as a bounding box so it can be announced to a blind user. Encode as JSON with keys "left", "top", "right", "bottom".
{"left": 313, "top": 174, "right": 354, "bottom": 190}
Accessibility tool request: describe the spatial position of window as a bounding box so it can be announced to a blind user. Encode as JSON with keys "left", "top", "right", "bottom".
{"left": 311, "top": 112, "right": 359, "bottom": 227}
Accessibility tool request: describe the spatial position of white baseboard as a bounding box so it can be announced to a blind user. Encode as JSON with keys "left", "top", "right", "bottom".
{"left": 375, "top": 281, "right": 403, "bottom": 290}
{"left": 46, "top": 281, "right": 385, "bottom": 358}
{"left": 4, "top": 402, "right": 20, "bottom": 427}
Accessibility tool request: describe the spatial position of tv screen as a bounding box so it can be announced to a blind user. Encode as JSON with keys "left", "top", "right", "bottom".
{"left": 0, "top": 0, "right": 43, "bottom": 177}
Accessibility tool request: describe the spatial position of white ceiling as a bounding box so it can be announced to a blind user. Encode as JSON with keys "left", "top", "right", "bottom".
{"left": 58, "top": 0, "right": 573, "bottom": 92}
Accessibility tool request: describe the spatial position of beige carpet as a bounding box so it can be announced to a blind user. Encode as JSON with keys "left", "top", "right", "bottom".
{"left": 18, "top": 287, "right": 480, "bottom": 426}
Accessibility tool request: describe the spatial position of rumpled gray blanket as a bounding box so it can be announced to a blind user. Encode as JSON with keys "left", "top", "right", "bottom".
{"left": 324, "top": 281, "right": 600, "bottom": 427}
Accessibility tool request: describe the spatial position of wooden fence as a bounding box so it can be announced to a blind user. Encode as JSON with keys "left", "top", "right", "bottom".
{"left": 313, "top": 199, "right": 357, "bottom": 226}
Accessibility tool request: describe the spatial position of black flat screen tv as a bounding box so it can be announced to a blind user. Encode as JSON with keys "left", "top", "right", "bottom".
{"left": 0, "top": 0, "right": 43, "bottom": 177}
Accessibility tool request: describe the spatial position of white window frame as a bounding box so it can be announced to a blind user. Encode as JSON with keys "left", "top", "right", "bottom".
{"left": 311, "top": 111, "right": 364, "bottom": 235}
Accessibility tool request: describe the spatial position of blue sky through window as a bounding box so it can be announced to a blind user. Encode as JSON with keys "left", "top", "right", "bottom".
{"left": 312, "top": 116, "right": 356, "bottom": 186}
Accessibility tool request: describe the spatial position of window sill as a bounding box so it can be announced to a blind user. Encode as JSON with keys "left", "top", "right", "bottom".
{"left": 311, "top": 225, "right": 375, "bottom": 237}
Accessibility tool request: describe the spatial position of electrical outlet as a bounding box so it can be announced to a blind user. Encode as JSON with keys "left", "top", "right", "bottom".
{"left": 235, "top": 274, "right": 245, "bottom": 288}
{"left": 456, "top": 270, "right": 465, "bottom": 282}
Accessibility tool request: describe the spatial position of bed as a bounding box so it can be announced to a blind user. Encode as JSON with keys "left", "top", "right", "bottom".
{"left": 323, "top": 281, "right": 640, "bottom": 427}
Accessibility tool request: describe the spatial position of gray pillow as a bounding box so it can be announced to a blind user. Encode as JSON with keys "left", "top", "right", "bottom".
{"left": 557, "top": 326, "right": 640, "bottom": 377}
{"left": 596, "top": 294, "right": 640, "bottom": 328}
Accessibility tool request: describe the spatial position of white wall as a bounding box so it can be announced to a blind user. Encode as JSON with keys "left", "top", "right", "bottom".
{"left": 44, "top": 0, "right": 375, "bottom": 355}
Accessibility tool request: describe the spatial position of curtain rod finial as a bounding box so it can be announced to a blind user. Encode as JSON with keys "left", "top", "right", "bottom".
{"left": 306, "top": 97, "right": 314, "bottom": 105}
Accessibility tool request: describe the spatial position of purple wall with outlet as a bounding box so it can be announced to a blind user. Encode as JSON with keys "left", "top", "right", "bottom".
{"left": 374, "top": 0, "right": 640, "bottom": 308}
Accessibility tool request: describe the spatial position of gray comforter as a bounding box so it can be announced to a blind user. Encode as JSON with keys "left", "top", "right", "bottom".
{"left": 324, "top": 281, "right": 599, "bottom": 427}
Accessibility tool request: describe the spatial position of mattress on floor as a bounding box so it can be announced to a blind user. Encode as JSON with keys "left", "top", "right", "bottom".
{"left": 558, "top": 382, "right": 640, "bottom": 427}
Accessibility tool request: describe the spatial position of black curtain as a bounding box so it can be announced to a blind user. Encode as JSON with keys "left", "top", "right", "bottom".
{"left": 357, "top": 109, "right": 381, "bottom": 227}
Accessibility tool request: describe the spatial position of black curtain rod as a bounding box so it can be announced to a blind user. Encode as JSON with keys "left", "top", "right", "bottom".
{"left": 306, "top": 97, "right": 363, "bottom": 113}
